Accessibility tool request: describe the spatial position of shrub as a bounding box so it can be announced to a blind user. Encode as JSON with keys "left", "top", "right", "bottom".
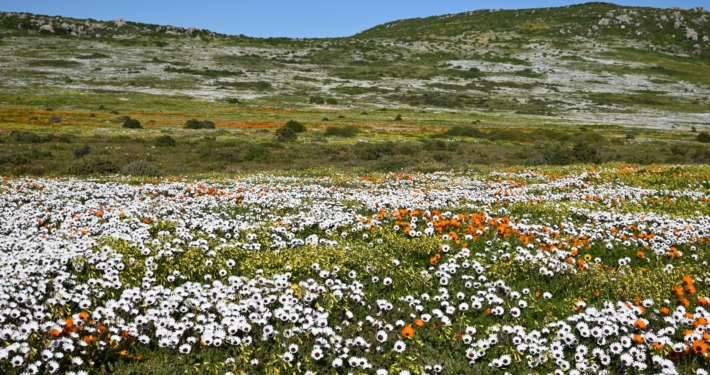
{"left": 487, "top": 130, "right": 530, "bottom": 143}
{"left": 444, "top": 126, "right": 484, "bottom": 138}
{"left": 123, "top": 118, "right": 142, "bottom": 129}
{"left": 375, "top": 141, "right": 395, "bottom": 156}
{"left": 185, "top": 119, "right": 215, "bottom": 129}
{"left": 275, "top": 127, "right": 297, "bottom": 142}
{"left": 49, "top": 115, "right": 61, "bottom": 124}
{"left": 225, "top": 98, "right": 240, "bottom": 104}
{"left": 9, "top": 130, "right": 41, "bottom": 143}
{"left": 697, "top": 132, "right": 710, "bottom": 143}
{"left": 326, "top": 98, "right": 338, "bottom": 105}
{"left": 571, "top": 141, "right": 601, "bottom": 164}
{"left": 625, "top": 132, "right": 636, "bottom": 140}
{"left": 394, "top": 114, "right": 403, "bottom": 121}
{"left": 121, "top": 160, "right": 164, "bottom": 177}
{"left": 185, "top": 119, "right": 203, "bottom": 129}
{"left": 670, "top": 145, "right": 688, "bottom": 156}
{"left": 573, "top": 132, "right": 605, "bottom": 144}
{"left": 544, "top": 145, "right": 573, "bottom": 165}
{"left": 424, "top": 139, "right": 450, "bottom": 151}
{"left": 30, "top": 149, "right": 52, "bottom": 159}
{"left": 309, "top": 95, "right": 325, "bottom": 104}
{"left": 66, "top": 156, "right": 120, "bottom": 175}
{"left": 0, "top": 154, "right": 29, "bottom": 166}
{"left": 215, "top": 148, "right": 242, "bottom": 163}
{"left": 155, "top": 135, "right": 176, "bottom": 147}
{"left": 375, "top": 155, "right": 411, "bottom": 172}
{"left": 353, "top": 143, "right": 379, "bottom": 160}
{"left": 243, "top": 145, "right": 272, "bottom": 162}
{"left": 395, "top": 142, "right": 421, "bottom": 155}
{"left": 432, "top": 152, "right": 452, "bottom": 162}
{"left": 284, "top": 120, "right": 306, "bottom": 133}
{"left": 73, "top": 145, "right": 91, "bottom": 159}
{"left": 324, "top": 125, "right": 360, "bottom": 138}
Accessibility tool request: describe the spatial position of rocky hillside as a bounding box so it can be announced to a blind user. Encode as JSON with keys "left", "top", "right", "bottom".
{"left": 0, "top": 3, "right": 708, "bottom": 129}
{"left": 0, "top": 11, "right": 219, "bottom": 38}
{"left": 358, "top": 3, "right": 710, "bottom": 57}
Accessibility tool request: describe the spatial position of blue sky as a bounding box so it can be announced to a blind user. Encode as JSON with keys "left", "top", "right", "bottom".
{"left": 0, "top": 1, "right": 704, "bottom": 38}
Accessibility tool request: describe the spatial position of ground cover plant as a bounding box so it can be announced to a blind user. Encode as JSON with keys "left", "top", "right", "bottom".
{"left": 1, "top": 3, "right": 710, "bottom": 374}
{"left": 0, "top": 166, "right": 709, "bottom": 375}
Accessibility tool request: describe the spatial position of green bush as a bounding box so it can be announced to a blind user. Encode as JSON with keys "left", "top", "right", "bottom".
{"left": 375, "top": 155, "right": 411, "bottom": 172}
{"left": 243, "top": 145, "right": 272, "bottom": 162}
{"left": 353, "top": 143, "right": 379, "bottom": 160}
{"left": 571, "top": 141, "right": 601, "bottom": 164}
{"left": 66, "top": 156, "right": 120, "bottom": 175}
{"left": 375, "top": 141, "right": 395, "bottom": 156}
{"left": 394, "top": 114, "right": 403, "bottom": 121}
{"left": 543, "top": 145, "right": 573, "bottom": 166}
{"left": 324, "top": 125, "right": 360, "bottom": 138}
{"left": 697, "top": 132, "right": 710, "bottom": 143}
{"left": 154, "top": 135, "right": 177, "bottom": 147}
{"left": 9, "top": 130, "right": 42, "bottom": 143}
{"left": 184, "top": 119, "right": 215, "bottom": 129}
{"left": 30, "top": 149, "right": 52, "bottom": 159}
{"left": 0, "top": 154, "right": 29, "bottom": 166}
{"left": 123, "top": 118, "right": 142, "bottom": 129}
{"left": 309, "top": 95, "right": 325, "bottom": 104}
{"left": 432, "top": 151, "right": 453, "bottom": 162}
{"left": 424, "top": 139, "right": 450, "bottom": 151}
{"left": 326, "top": 98, "right": 338, "bottom": 105}
{"left": 573, "top": 132, "right": 605, "bottom": 144}
{"left": 443, "top": 126, "right": 484, "bottom": 138}
{"left": 487, "top": 130, "right": 531, "bottom": 143}
{"left": 284, "top": 120, "right": 306, "bottom": 133}
{"left": 73, "top": 145, "right": 91, "bottom": 159}
{"left": 275, "top": 127, "right": 297, "bottom": 142}
{"left": 185, "top": 119, "right": 203, "bottom": 129}
{"left": 121, "top": 160, "right": 164, "bottom": 177}
{"left": 394, "top": 142, "right": 421, "bottom": 155}
{"left": 670, "top": 145, "right": 687, "bottom": 156}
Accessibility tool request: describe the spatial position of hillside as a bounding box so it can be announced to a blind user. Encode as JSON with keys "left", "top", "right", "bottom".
{"left": 358, "top": 3, "right": 709, "bottom": 56}
{"left": 0, "top": 3, "right": 709, "bottom": 127}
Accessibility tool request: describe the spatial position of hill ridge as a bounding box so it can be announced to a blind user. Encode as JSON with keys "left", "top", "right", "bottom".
{"left": 0, "top": 3, "right": 708, "bottom": 57}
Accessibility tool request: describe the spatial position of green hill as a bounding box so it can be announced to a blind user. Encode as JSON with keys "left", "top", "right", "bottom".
{"left": 0, "top": 3, "right": 708, "bottom": 125}
{"left": 357, "top": 3, "right": 709, "bottom": 57}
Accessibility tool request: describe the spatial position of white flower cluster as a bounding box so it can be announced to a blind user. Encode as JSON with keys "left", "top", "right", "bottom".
{"left": 0, "top": 171, "right": 709, "bottom": 374}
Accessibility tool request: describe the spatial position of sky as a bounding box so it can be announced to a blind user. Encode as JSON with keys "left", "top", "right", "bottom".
{"left": 0, "top": 1, "right": 705, "bottom": 38}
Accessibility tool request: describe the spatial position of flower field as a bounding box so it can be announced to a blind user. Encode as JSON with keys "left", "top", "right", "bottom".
{"left": 1, "top": 166, "right": 710, "bottom": 375}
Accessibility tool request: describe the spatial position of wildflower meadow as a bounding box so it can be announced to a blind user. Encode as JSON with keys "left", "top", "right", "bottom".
{"left": 1, "top": 166, "right": 710, "bottom": 375}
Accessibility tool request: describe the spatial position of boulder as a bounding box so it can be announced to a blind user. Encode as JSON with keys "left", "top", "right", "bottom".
{"left": 39, "top": 24, "right": 54, "bottom": 33}
{"left": 615, "top": 15, "right": 632, "bottom": 24}
{"left": 686, "top": 28, "right": 699, "bottom": 41}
